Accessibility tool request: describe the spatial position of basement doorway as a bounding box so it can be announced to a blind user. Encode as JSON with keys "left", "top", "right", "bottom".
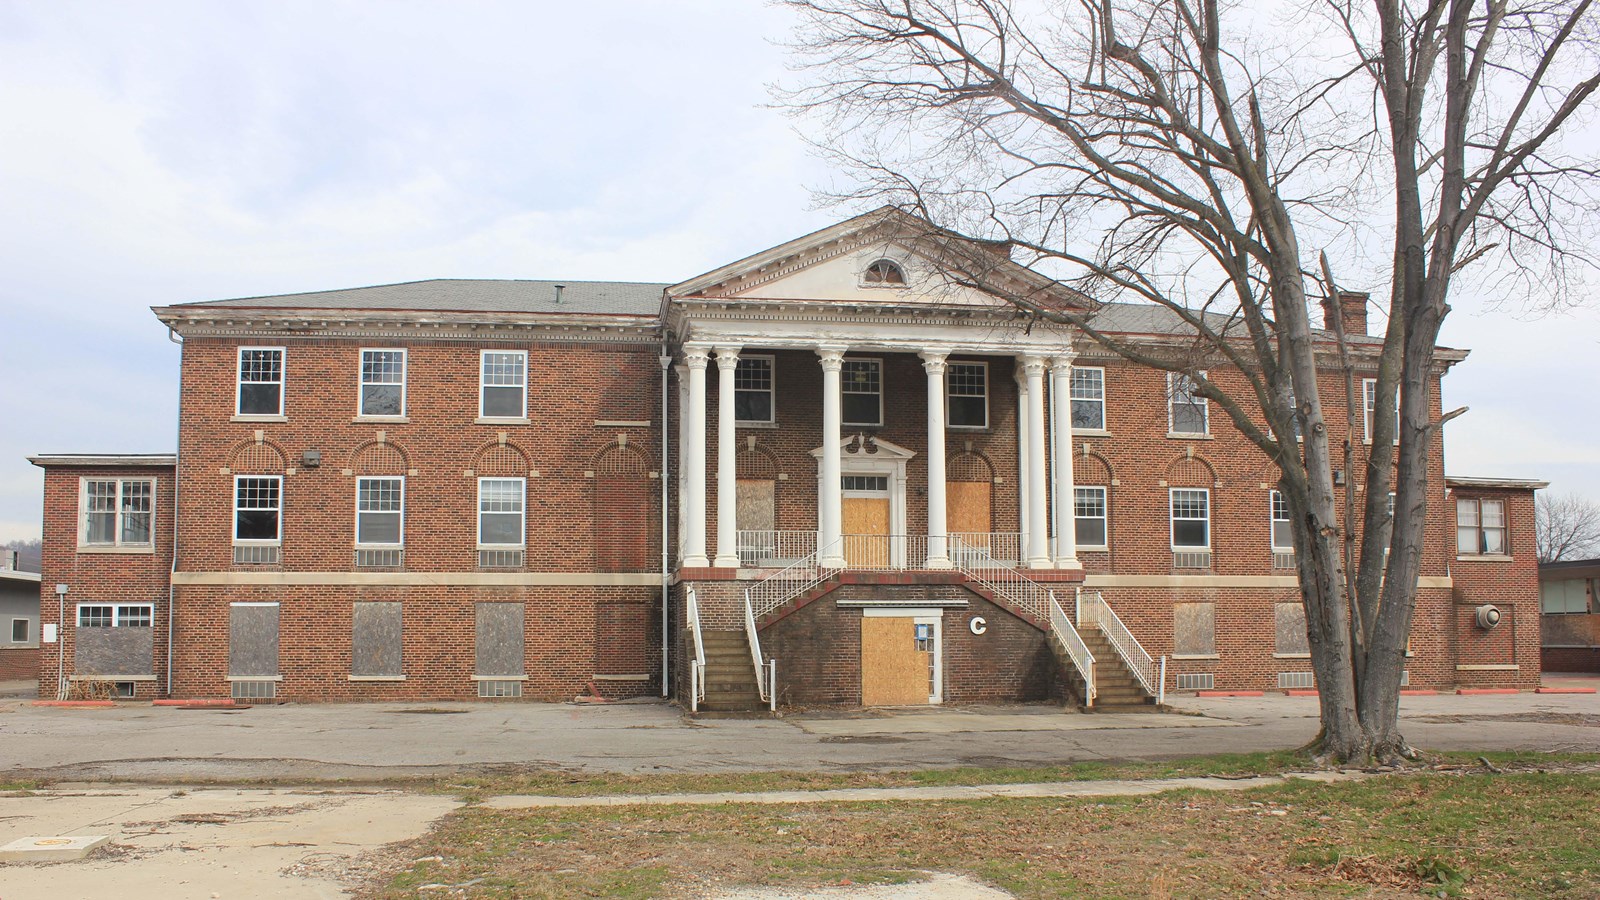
{"left": 860, "top": 607, "right": 942, "bottom": 705}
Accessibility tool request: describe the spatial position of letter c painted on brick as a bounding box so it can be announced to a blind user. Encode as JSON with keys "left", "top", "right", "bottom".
{"left": 969, "top": 616, "right": 987, "bottom": 636}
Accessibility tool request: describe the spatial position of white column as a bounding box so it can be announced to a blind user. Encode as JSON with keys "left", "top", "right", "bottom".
{"left": 712, "top": 346, "right": 742, "bottom": 569}
{"left": 817, "top": 345, "right": 848, "bottom": 568}
{"left": 920, "top": 350, "right": 951, "bottom": 569}
{"left": 1022, "top": 355, "right": 1051, "bottom": 568}
{"left": 682, "top": 345, "right": 710, "bottom": 568}
{"left": 1050, "top": 355, "right": 1081, "bottom": 569}
{"left": 1015, "top": 367, "right": 1030, "bottom": 556}
{"left": 674, "top": 364, "right": 689, "bottom": 559}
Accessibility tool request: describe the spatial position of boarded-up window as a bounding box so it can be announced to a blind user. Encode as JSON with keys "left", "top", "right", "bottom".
{"left": 596, "top": 446, "right": 650, "bottom": 571}
{"left": 75, "top": 607, "right": 154, "bottom": 678}
{"left": 229, "top": 603, "right": 280, "bottom": 677}
{"left": 476, "top": 602, "right": 524, "bottom": 677}
{"left": 352, "top": 602, "right": 403, "bottom": 676}
{"left": 1275, "top": 602, "right": 1309, "bottom": 656}
{"left": 737, "top": 479, "right": 775, "bottom": 532}
{"left": 1173, "top": 603, "right": 1215, "bottom": 656}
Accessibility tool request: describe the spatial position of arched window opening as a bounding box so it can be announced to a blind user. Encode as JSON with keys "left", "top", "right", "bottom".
{"left": 863, "top": 258, "right": 906, "bottom": 285}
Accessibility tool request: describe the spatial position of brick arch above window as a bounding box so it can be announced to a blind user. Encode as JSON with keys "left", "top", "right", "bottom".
{"left": 350, "top": 439, "right": 409, "bottom": 475}
{"left": 1255, "top": 460, "right": 1285, "bottom": 490}
{"left": 229, "top": 438, "right": 288, "bottom": 474}
{"left": 472, "top": 440, "right": 530, "bottom": 477}
{"left": 1075, "top": 448, "right": 1113, "bottom": 486}
{"left": 736, "top": 445, "right": 778, "bottom": 480}
{"left": 593, "top": 442, "right": 649, "bottom": 477}
{"left": 1165, "top": 450, "right": 1220, "bottom": 488}
{"left": 947, "top": 450, "right": 994, "bottom": 483}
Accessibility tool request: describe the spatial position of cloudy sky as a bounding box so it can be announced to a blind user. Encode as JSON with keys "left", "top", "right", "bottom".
{"left": 0, "top": 1, "right": 1595, "bottom": 544}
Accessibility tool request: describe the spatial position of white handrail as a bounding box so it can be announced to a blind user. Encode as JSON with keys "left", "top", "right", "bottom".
{"left": 747, "top": 539, "right": 841, "bottom": 620}
{"left": 1079, "top": 589, "right": 1159, "bottom": 698}
{"left": 743, "top": 590, "right": 769, "bottom": 704}
{"left": 948, "top": 535, "right": 1051, "bottom": 622}
{"left": 1048, "top": 591, "right": 1096, "bottom": 707}
{"left": 686, "top": 586, "right": 706, "bottom": 712}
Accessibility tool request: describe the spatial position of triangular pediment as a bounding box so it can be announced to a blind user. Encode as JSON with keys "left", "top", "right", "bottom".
{"left": 669, "top": 207, "right": 1091, "bottom": 314}
{"left": 809, "top": 434, "right": 917, "bottom": 460}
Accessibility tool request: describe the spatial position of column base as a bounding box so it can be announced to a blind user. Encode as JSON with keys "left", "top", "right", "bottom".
{"left": 1027, "top": 557, "right": 1054, "bottom": 570}
{"left": 711, "top": 555, "right": 741, "bottom": 569}
{"left": 1053, "top": 557, "right": 1083, "bottom": 570}
{"left": 923, "top": 555, "right": 953, "bottom": 570}
{"left": 820, "top": 554, "right": 848, "bottom": 569}
{"left": 682, "top": 555, "right": 710, "bottom": 569}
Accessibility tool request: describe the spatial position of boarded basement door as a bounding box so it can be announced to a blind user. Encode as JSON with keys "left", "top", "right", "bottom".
{"left": 860, "top": 615, "right": 938, "bottom": 705}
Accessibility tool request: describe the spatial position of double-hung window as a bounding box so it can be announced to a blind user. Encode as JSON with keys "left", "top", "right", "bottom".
{"left": 1170, "top": 489, "right": 1211, "bottom": 549}
{"left": 355, "top": 477, "right": 404, "bottom": 546}
{"left": 359, "top": 349, "right": 406, "bottom": 417}
{"left": 234, "top": 476, "right": 282, "bottom": 544}
{"left": 1074, "top": 486, "right": 1108, "bottom": 549}
{"left": 1456, "top": 497, "right": 1506, "bottom": 556}
{"left": 237, "top": 347, "right": 284, "bottom": 416}
{"left": 10, "top": 618, "right": 28, "bottom": 643}
{"left": 842, "top": 359, "right": 882, "bottom": 426}
{"left": 1271, "top": 491, "right": 1294, "bottom": 551}
{"left": 734, "top": 356, "right": 774, "bottom": 424}
{"left": 77, "top": 604, "right": 152, "bottom": 628}
{"left": 1363, "top": 378, "right": 1400, "bottom": 444}
{"left": 80, "top": 478, "right": 154, "bottom": 549}
{"left": 1168, "top": 372, "right": 1208, "bottom": 436}
{"left": 477, "top": 478, "right": 526, "bottom": 547}
{"left": 1070, "top": 367, "right": 1105, "bottom": 431}
{"left": 480, "top": 350, "right": 527, "bottom": 419}
{"left": 947, "top": 362, "right": 988, "bottom": 428}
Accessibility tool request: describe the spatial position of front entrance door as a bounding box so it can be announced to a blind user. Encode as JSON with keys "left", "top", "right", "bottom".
{"left": 842, "top": 475, "right": 891, "bottom": 568}
{"left": 860, "top": 612, "right": 941, "bottom": 705}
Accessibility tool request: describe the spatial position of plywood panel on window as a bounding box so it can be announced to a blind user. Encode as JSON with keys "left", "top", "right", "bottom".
{"left": 947, "top": 480, "right": 992, "bottom": 536}
{"left": 736, "top": 479, "right": 775, "bottom": 532}
{"left": 229, "top": 604, "right": 279, "bottom": 677}
{"left": 1274, "top": 602, "right": 1309, "bottom": 656}
{"left": 352, "top": 602, "right": 403, "bottom": 677}
{"left": 1173, "top": 602, "right": 1215, "bottom": 656}
{"left": 475, "top": 602, "right": 525, "bottom": 677}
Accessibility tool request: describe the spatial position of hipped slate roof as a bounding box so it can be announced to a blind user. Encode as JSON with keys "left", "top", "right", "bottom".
{"left": 173, "top": 279, "right": 670, "bottom": 317}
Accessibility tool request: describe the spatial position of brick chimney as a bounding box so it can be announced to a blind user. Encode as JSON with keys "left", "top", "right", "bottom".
{"left": 1321, "top": 290, "right": 1369, "bottom": 337}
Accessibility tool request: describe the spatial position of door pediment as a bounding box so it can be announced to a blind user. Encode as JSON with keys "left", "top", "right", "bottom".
{"left": 809, "top": 434, "right": 917, "bottom": 461}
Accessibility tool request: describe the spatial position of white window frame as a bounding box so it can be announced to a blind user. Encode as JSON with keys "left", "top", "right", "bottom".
{"left": 76, "top": 603, "right": 153, "bottom": 628}
{"left": 1070, "top": 367, "right": 1106, "bottom": 432}
{"left": 236, "top": 346, "right": 285, "bottom": 417}
{"left": 1456, "top": 497, "right": 1508, "bottom": 557}
{"left": 1270, "top": 490, "right": 1294, "bottom": 551}
{"left": 841, "top": 357, "right": 884, "bottom": 427}
{"left": 358, "top": 348, "right": 407, "bottom": 418}
{"left": 946, "top": 361, "right": 989, "bottom": 430}
{"left": 477, "top": 477, "right": 526, "bottom": 549}
{"left": 1363, "top": 378, "right": 1400, "bottom": 444}
{"left": 354, "top": 476, "right": 405, "bottom": 548}
{"left": 861, "top": 257, "right": 907, "bottom": 287}
{"left": 78, "top": 477, "right": 156, "bottom": 551}
{"left": 479, "top": 349, "right": 528, "bottom": 420}
{"left": 1170, "top": 488, "right": 1211, "bottom": 550}
{"left": 1168, "top": 372, "right": 1209, "bottom": 436}
{"left": 733, "top": 354, "right": 776, "bottom": 425}
{"left": 10, "top": 617, "right": 29, "bottom": 644}
{"left": 233, "top": 475, "right": 283, "bottom": 545}
{"left": 1074, "top": 485, "right": 1108, "bottom": 550}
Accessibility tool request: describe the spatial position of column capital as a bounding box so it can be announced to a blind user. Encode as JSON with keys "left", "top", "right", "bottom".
{"left": 816, "top": 344, "right": 849, "bottom": 370}
{"left": 918, "top": 349, "right": 949, "bottom": 374}
{"left": 1049, "top": 352, "right": 1076, "bottom": 373}
{"left": 682, "top": 344, "right": 712, "bottom": 369}
{"left": 714, "top": 345, "right": 742, "bottom": 370}
{"left": 1019, "top": 354, "right": 1050, "bottom": 377}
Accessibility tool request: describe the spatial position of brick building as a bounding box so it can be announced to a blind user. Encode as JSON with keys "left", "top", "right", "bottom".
{"left": 0, "top": 551, "right": 42, "bottom": 684}
{"left": 27, "top": 208, "right": 1545, "bottom": 706}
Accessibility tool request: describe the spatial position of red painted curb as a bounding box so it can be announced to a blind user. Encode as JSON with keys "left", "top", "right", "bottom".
{"left": 1456, "top": 688, "right": 1519, "bottom": 695}
{"left": 1400, "top": 689, "right": 1439, "bottom": 696}
{"left": 1196, "top": 690, "right": 1266, "bottom": 698}
{"left": 1285, "top": 690, "right": 1319, "bottom": 697}
{"left": 1535, "top": 687, "right": 1598, "bottom": 694}
{"left": 152, "top": 698, "right": 236, "bottom": 707}
{"left": 30, "top": 700, "right": 116, "bottom": 708}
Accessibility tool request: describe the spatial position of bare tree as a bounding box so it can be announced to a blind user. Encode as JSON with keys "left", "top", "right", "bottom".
{"left": 781, "top": 0, "right": 1598, "bottom": 763}
{"left": 1538, "top": 493, "right": 1600, "bottom": 562}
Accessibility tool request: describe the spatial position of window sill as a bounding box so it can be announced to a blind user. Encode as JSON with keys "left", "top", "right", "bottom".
{"left": 76, "top": 545, "right": 155, "bottom": 555}
{"left": 470, "top": 674, "right": 529, "bottom": 681}
{"left": 1073, "top": 429, "right": 1111, "bottom": 437}
{"left": 232, "top": 414, "right": 287, "bottom": 423}
{"left": 352, "top": 415, "right": 410, "bottom": 424}
{"left": 1272, "top": 653, "right": 1312, "bottom": 660}
{"left": 1456, "top": 554, "right": 1513, "bottom": 562}
{"left": 70, "top": 674, "right": 155, "bottom": 681}
{"left": 225, "top": 675, "right": 283, "bottom": 682}
{"left": 1077, "top": 545, "right": 1109, "bottom": 553}
{"left": 348, "top": 675, "right": 406, "bottom": 682}
{"left": 1167, "top": 432, "right": 1212, "bottom": 440}
{"left": 476, "top": 416, "right": 529, "bottom": 425}
{"left": 1171, "top": 654, "right": 1220, "bottom": 660}
{"left": 735, "top": 421, "right": 780, "bottom": 429}
{"left": 947, "top": 425, "right": 991, "bottom": 433}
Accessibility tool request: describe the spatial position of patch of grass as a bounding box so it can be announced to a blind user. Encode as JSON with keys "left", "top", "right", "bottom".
{"left": 363, "top": 770, "right": 1600, "bottom": 899}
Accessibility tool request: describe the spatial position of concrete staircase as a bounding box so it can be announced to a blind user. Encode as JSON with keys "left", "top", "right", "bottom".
{"left": 697, "top": 630, "right": 765, "bottom": 713}
{"left": 1078, "top": 629, "right": 1159, "bottom": 711}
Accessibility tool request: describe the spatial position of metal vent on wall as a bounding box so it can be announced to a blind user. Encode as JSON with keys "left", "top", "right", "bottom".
{"left": 1277, "top": 671, "right": 1316, "bottom": 689}
{"left": 1272, "top": 551, "right": 1296, "bottom": 570}
{"left": 478, "top": 680, "right": 523, "bottom": 698}
{"left": 478, "top": 549, "right": 523, "bottom": 569}
{"left": 233, "top": 545, "right": 280, "bottom": 565}
{"left": 1401, "top": 670, "right": 1410, "bottom": 687}
{"left": 1175, "top": 673, "right": 1214, "bottom": 691}
{"left": 231, "top": 680, "right": 277, "bottom": 701}
{"left": 1173, "top": 550, "right": 1212, "bottom": 570}
{"left": 355, "top": 548, "right": 404, "bottom": 568}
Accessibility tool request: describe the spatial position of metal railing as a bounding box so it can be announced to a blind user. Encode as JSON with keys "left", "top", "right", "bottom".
{"left": 747, "top": 541, "right": 841, "bottom": 620}
{"left": 736, "top": 530, "right": 818, "bottom": 568}
{"left": 1079, "top": 589, "right": 1163, "bottom": 702}
{"left": 837, "top": 533, "right": 930, "bottom": 571}
{"left": 1048, "top": 591, "right": 1096, "bottom": 707}
{"left": 743, "top": 591, "right": 777, "bottom": 712}
{"left": 686, "top": 586, "right": 707, "bottom": 713}
{"left": 950, "top": 532, "right": 1022, "bottom": 566}
{"left": 948, "top": 535, "right": 1051, "bottom": 622}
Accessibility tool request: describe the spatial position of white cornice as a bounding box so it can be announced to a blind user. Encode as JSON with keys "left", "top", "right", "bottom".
{"left": 155, "top": 309, "right": 662, "bottom": 344}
